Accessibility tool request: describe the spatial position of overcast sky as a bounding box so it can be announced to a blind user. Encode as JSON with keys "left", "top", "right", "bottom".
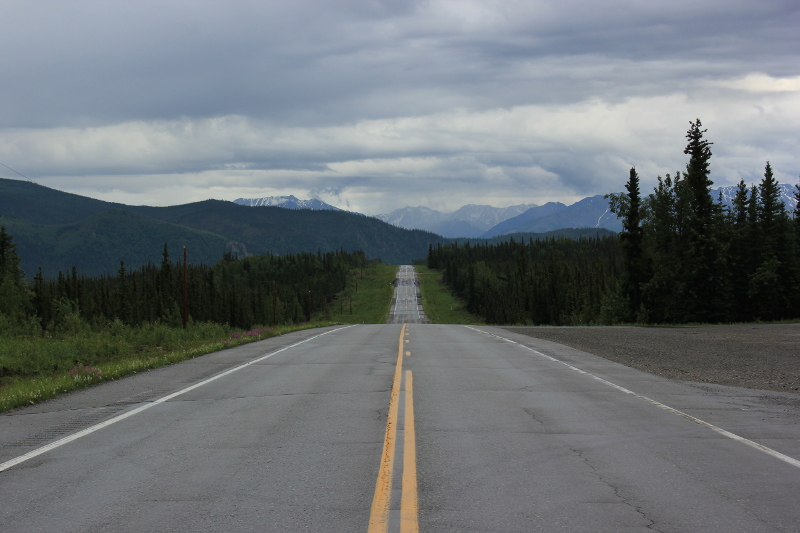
{"left": 1, "top": 0, "right": 799, "bottom": 215}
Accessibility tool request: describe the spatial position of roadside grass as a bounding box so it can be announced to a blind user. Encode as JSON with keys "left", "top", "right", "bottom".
{"left": 415, "top": 265, "right": 482, "bottom": 325}
{"left": 0, "top": 262, "right": 396, "bottom": 413}
{"left": 316, "top": 262, "right": 397, "bottom": 324}
{"left": 0, "top": 321, "right": 332, "bottom": 413}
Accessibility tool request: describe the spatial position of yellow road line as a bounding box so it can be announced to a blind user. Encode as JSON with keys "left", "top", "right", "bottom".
{"left": 401, "top": 370, "right": 419, "bottom": 532}
{"left": 368, "top": 323, "right": 407, "bottom": 533}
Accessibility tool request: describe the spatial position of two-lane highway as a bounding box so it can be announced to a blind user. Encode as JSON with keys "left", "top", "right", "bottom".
{"left": 388, "top": 265, "right": 426, "bottom": 324}
{"left": 2, "top": 267, "right": 800, "bottom": 532}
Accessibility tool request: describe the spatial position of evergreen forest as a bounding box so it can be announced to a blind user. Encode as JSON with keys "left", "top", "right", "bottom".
{"left": 1, "top": 231, "right": 370, "bottom": 333}
{"left": 427, "top": 236, "right": 623, "bottom": 325}
{"left": 429, "top": 120, "right": 800, "bottom": 325}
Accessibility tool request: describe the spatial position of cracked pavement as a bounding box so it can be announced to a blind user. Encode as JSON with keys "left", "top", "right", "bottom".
{"left": 2, "top": 324, "right": 799, "bottom": 532}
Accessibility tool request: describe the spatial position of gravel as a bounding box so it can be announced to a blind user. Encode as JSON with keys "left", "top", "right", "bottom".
{"left": 502, "top": 323, "right": 800, "bottom": 394}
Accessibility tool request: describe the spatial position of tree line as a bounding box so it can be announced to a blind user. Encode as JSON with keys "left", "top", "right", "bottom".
{"left": 609, "top": 119, "right": 800, "bottom": 323}
{"left": 0, "top": 232, "right": 369, "bottom": 332}
{"left": 428, "top": 120, "right": 800, "bottom": 325}
{"left": 427, "top": 236, "right": 623, "bottom": 325}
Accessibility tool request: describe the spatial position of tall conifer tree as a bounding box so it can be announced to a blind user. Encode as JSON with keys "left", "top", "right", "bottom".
{"left": 0, "top": 225, "right": 33, "bottom": 322}
{"left": 612, "top": 168, "right": 647, "bottom": 318}
{"left": 681, "top": 120, "right": 722, "bottom": 322}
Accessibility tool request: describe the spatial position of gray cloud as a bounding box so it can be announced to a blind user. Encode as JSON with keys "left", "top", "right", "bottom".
{"left": 1, "top": 0, "right": 799, "bottom": 215}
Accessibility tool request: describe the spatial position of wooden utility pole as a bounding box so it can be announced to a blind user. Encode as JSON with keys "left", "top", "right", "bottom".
{"left": 182, "top": 247, "right": 187, "bottom": 329}
{"left": 271, "top": 281, "right": 277, "bottom": 326}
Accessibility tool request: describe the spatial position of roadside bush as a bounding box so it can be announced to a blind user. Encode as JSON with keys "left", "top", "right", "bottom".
{"left": 48, "top": 297, "right": 89, "bottom": 336}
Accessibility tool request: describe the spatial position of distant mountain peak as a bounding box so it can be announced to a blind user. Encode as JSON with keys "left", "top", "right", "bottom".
{"left": 233, "top": 195, "right": 341, "bottom": 211}
{"left": 376, "top": 203, "right": 538, "bottom": 238}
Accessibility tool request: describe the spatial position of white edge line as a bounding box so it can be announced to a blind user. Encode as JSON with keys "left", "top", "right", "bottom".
{"left": 0, "top": 325, "right": 355, "bottom": 473}
{"left": 465, "top": 326, "right": 800, "bottom": 470}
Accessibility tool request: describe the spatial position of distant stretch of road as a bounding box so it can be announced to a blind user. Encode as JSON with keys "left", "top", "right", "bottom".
{"left": 387, "top": 265, "right": 426, "bottom": 324}
{"left": 1, "top": 268, "right": 799, "bottom": 532}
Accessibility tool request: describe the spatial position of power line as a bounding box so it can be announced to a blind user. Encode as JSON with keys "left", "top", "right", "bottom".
{"left": 0, "top": 162, "right": 34, "bottom": 182}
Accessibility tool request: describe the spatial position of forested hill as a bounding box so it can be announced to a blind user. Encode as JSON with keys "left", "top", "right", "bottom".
{"left": 0, "top": 178, "right": 445, "bottom": 277}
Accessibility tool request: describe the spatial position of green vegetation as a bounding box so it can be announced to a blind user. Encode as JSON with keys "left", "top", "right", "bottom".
{"left": 0, "top": 321, "right": 329, "bottom": 412}
{"left": 452, "top": 228, "right": 616, "bottom": 247}
{"left": 4, "top": 209, "right": 230, "bottom": 279}
{"left": 427, "top": 236, "right": 621, "bottom": 325}
{"left": 415, "top": 265, "right": 481, "bottom": 324}
{"left": 0, "top": 228, "right": 379, "bottom": 411}
{"left": 314, "top": 262, "right": 397, "bottom": 324}
{"left": 0, "top": 254, "right": 397, "bottom": 412}
{"left": 30, "top": 248, "right": 370, "bottom": 330}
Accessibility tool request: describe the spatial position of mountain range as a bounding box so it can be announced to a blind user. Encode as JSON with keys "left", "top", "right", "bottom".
{"left": 233, "top": 194, "right": 624, "bottom": 238}
{"left": 375, "top": 204, "right": 536, "bottom": 238}
{"left": 373, "top": 196, "right": 622, "bottom": 237}
{"left": 5, "top": 179, "right": 794, "bottom": 278}
{"left": 372, "top": 184, "right": 799, "bottom": 237}
{"left": 234, "top": 195, "right": 623, "bottom": 238}
{"left": 0, "top": 179, "right": 441, "bottom": 277}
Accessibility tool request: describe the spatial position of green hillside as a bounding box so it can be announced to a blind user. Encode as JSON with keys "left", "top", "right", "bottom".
{"left": 0, "top": 178, "right": 446, "bottom": 277}
{"left": 4, "top": 209, "right": 231, "bottom": 277}
{"left": 128, "top": 200, "right": 442, "bottom": 261}
{"left": 0, "top": 178, "right": 128, "bottom": 224}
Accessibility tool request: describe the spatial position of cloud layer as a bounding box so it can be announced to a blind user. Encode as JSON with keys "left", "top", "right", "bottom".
{"left": 2, "top": 0, "right": 799, "bottom": 214}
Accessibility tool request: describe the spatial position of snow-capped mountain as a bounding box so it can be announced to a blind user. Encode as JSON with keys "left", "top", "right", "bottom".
{"left": 376, "top": 206, "right": 443, "bottom": 230}
{"left": 234, "top": 184, "right": 798, "bottom": 241}
{"left": 376, "top": 204, "right": 537, "bottom": 238}
{"left": 234, "top": 195, "right": 341, "bottom": 211}
{"left": 714, "top": 184, "right": 797, "bottom": 212}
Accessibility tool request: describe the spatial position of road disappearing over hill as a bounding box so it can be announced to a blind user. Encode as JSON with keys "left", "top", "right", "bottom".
{"left": 388, "top": 265, "right": 427, "bottom": 324}
{"left": 2, "top": 323, "right": 799, "bottom": 531}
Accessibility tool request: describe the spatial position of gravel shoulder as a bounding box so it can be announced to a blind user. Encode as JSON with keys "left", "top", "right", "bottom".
{"left": 502, "top": 323, "right": 800, "bottom": 394}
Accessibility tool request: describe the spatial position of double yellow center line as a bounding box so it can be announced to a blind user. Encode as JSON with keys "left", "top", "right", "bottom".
{"left": 368, "top": 323, "right": 419, "bottom": 533}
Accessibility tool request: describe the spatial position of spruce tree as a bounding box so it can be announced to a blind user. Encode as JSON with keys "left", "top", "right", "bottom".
{"left": 728, "top": 180, "right": 752, "bottom": 319}
{"left": 611, "top": 168, "right": 647, "bottom": 319}
{"left": 684, "top": 119, "right": 714, "bottom": 222}
{"left": 681, "top": 120, "right": 721, "bottom": 322}
{"left": 748, "top": 162, "right": 790, "bottom": 319}
{"left": 791, "top": 183, "right": 800, "bottom": 316}
{"left": 757, "top": 162, "right": 785, "bottom": 250}
{"left": 116, "top": 260, "right": 130, "bottom": 324}
{"left": 0, "top": 225, "right": 33, "bottom": 324}
{"left": 641, "top": 173, "right": 686, "bottom": 322}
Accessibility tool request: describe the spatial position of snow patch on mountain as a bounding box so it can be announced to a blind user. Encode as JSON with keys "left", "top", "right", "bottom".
{"left": 234, "top": 195, "right": 341, "bottom": 211}
{"left": 714, "top": 184, "right": 797, "bottom": 212}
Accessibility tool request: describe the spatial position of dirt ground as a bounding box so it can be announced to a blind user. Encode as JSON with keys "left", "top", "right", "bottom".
{"left": 503, "top": 323, "right": 800, "bottom": 394}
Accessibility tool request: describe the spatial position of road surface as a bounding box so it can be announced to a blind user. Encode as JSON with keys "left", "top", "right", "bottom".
{"left": 387, "top": 265, "right": 427, "bottom": 324}
{"left": 2, "top": 284, "right": 799, "bottom": 532}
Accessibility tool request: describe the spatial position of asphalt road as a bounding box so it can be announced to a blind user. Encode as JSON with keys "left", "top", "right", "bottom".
{"left": 2, "top": 324, "right": 800, "bottom": 532}
{"left": 387, "top": 265, "right": 427, "bottom": 324}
